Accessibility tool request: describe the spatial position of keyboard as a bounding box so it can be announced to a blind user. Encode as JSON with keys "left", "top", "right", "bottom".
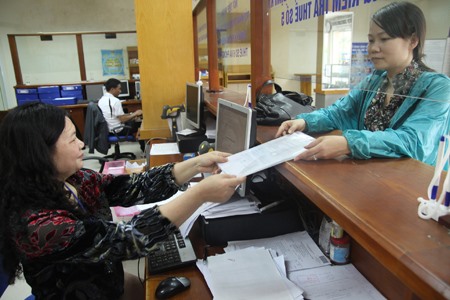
{"left": 146, "top": 231, "right": 197, "bottom": 274}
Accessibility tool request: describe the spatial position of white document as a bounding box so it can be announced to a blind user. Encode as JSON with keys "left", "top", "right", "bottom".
{"left": 206, "top": 248, "right": 295, "bottom": 300}
{"left": 288, "top": 264, "right": 386, "bottom": 300}
{"left": 218, "top": 132, "right": 315, "bottom": 177}
{"left": 137, "top": 183, "right": 206, "bottom": 236}
{"left": 201, "top": 193, "right": 261, "bottom": 219}
{"left": 176, "top": 128, "right": 198, "bottom": 136}
{"left": 225, "top": 231, "right": 330, "bottom": 272}
{"left": 149, "top": 142, "right": 180, "bottom": 155}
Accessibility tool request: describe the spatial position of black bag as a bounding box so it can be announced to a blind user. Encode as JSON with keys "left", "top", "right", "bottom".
{"left": 255, "top": 80, "right": 315, "bottom": 126}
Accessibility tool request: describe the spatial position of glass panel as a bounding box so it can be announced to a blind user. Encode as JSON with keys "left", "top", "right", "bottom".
{"left": 83, "top": 32, "right": 137, "bottom": 81}
{"left": 217, "top": 0, "right": 251, "bottom": 93}
{"left": 269, "top": 1, "right": 319, "bottom": 96}
{"left": 197, "top": 8, "right": 208, "bottom": 78}
{"left": 17, "top": 35, "right": 79, "bottom": 85}
{"left": 269, "top": 0, "right": 450, "bottom": 107}
{"left": 322, "top": 12, "right": 353, "bottom": 89}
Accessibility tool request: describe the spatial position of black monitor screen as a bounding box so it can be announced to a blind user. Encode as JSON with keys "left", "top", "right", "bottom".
{"left": 185, "top": 83, "right": 203, "bottom": 130}
{"left": 119, "top": 80, "right": 130, "bottom": 98}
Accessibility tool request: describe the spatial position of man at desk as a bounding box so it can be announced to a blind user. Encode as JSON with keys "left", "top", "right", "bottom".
{"left": 98, "top": 78, "right": 145, "bottom": 151}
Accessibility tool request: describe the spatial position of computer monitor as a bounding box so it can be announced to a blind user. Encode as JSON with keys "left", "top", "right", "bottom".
{"left": 119, "top": 80, "right": 130, "bottom": 98}
{"left": 85, "top": 83, "right": 105, "bottom": 101}
{"left": 215, "top": 98, "right": 257, "bottom": 197}
{"left": 185, "top": 82, "right": 205, "bottom": 134}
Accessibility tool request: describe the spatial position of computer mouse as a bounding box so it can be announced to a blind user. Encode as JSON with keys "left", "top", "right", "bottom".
{"left": 155, "top": 276, "right": 191, "bottom": 299}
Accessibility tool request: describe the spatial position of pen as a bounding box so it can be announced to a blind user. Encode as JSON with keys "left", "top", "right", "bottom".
{"left": 445, "top": 171, "right": 450, "bottom": 207}
{"left": 260, "top": 200, "right": 285, "bottom": 212}
{"left": 430, "top": 136, "right": 445, "bottom": 201}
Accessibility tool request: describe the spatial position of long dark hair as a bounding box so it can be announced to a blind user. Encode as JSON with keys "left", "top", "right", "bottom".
{"left": 0, "top": 103, "right": 80, "bottom": 283}
{"left": 372, "top": 1, "right": 433, "bottom": 72}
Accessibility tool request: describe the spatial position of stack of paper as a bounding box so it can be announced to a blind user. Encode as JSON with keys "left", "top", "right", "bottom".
{"left": 197, "top": 247, "right": 303, "bottom": 300}
{"left": 226, "top": 231, "right": 331, "bottom": 272}
{"left": 201, "top": 193, "right": 261, "bottom": 219}
{"left": 222, "top": 231, "right": 385, "bottom": 300}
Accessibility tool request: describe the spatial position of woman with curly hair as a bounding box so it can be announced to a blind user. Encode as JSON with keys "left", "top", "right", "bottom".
{"left": 0, "top": 102, "right": 244, "bottom": 299}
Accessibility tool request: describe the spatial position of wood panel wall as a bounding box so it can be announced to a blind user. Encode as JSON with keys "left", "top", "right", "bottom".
{"left": 135, "top": 0, "right": 195, "bottom": 139}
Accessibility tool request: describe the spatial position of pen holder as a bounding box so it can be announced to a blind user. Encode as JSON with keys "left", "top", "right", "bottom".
{"left": 417, "top": 134, "right": 450, "bottom": 222}
{"left": 417, "top": 198, "right": 450, "bottom": 221}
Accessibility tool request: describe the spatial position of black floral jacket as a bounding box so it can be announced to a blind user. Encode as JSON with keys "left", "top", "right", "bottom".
{"left": 15, "top": 164, "right": 186, "bottom": 300}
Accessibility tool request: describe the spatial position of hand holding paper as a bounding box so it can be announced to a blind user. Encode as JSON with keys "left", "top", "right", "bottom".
{"left": 218, "top": 132, "right": 315, "bottom": 177}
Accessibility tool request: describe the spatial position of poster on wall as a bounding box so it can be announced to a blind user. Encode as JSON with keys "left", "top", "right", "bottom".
{"left": 101, "top": 49, "right": 125, "bottom": 76}
{"left": 350, "top": 43, "right": 373, "bottom": 89}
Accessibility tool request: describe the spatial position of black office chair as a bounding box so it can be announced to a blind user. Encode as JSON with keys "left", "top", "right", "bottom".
{"left": 103, "top": 124, "right": 136, "bottom": 161}
{"left": 84, "top": 102, "right": 136, "bottom": 164}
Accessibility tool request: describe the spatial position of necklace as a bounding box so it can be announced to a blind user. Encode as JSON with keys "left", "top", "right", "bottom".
{"left": 64, "top": 183, "right": 86, "bottom": 211}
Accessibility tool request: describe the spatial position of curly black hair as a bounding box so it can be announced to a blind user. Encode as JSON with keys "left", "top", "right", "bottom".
{"left": 0, "top": 103, "right": 83, "bottom": 283}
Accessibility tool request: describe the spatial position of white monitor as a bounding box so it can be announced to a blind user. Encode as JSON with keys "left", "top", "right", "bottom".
{"left": 215, "top": 98, "right": 256, "bottom": 197}
{"left": 185, "top": 82, "right": 204, "bottom": 133}
{"left": 119, "top": 80, "right": 130, "bottom": 98}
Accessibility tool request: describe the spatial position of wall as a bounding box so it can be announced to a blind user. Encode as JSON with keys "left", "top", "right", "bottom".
{"left": 0, "top": 0, "right": 135, "bottom": 109}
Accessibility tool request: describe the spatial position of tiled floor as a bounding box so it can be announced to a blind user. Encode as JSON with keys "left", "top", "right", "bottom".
{"left": 2, "top": 142, "right": 145, "bottom": 299}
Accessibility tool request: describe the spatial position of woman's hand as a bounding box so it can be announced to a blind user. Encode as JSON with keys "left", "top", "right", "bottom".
{"left": 294, "top": 136, "right": 351, "bottom": 161}
{"left": 172, "top": 151, "right": 230, "bottom": 185}
{"left": 159, "top": 174, "right": 245, "bottom": 227}
{"left": 193, "top": 151, "right": 230, "bottom": 174}
{"left": 192, "top": 174, "right": 246, "bottom": 203}
{"left": 276, "top": 119, "right": 306, "bottom": 137}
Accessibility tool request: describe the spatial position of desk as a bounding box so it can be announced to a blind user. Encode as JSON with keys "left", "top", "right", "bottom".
{"left": 61, "top": 100, "right": 142, "bottom": 137}
{"left": 144, "top": 141, "right": 216, "bottom": 299}
{"left": 257, "top": 126, "right": 450, "bottom": 300}
{"left": 145, "top": 90, "right": 450, "bottom": 299}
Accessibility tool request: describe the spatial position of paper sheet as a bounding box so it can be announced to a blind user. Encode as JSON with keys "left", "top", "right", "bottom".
{"left": 225, "top": 231, "right": 330, "bottom": 272}
{"left": 218, "top": 132, "right": 315, "bottom": 177}
{"left": 288, "top": 264, "right": 386, "bottom": 300}
{"left": 149, "top": 143, "right": 180, "bottom": 155}
{"left": 205, "top": 248, "right": 295, "bottom": 300}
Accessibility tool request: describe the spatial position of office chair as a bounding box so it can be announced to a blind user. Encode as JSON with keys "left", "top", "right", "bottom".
{"left": 84, "top": 102, "right": 136, "bottom": 165}
{"left": 103, "top": 124, "right": 137, "bottom": 161}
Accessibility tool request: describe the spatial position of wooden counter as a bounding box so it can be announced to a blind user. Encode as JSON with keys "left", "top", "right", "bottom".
{"left": 144, "top": 88, "right": 450, "bottom": 299}
{"left": 257, "top": 126, "right": 450, "bottom": 300}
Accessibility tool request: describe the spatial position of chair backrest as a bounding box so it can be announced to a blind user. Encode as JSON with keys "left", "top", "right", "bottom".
{"left": 84, "top": 102, "right": 110, "bottom": 155}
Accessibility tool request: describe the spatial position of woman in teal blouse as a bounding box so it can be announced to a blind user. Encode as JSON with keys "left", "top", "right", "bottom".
{"left": 276, "top": 1, "right": 450, "bottom": 166}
